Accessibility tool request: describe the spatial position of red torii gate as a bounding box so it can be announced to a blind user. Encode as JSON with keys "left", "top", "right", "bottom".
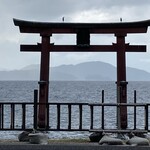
{"left": 14, "top": 19, "right": 150, "bottom": 129}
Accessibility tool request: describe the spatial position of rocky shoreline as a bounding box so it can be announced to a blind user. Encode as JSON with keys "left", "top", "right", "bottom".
{"left": 90, "top": 132, "right": 150, "bottom": 146}
{"left": 0, "top": 131, "right": 150, "bottom": 147}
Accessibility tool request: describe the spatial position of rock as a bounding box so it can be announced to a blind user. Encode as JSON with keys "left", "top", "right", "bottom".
{"left": 117, "top": 133, "right": 129, "bottom": 141}
{"left": 89, "top": 132, "right": 103, "bottom": 142}
{"left": 99, "top": 134, "right": 124, "bottom": 145}
{"left": 28, "top": 132, "right": 48, "bottom": 144}
{"left": 143, "top": 134, "right": 150, "bottom": 142}
{"left": 127, "top": 132, "right": 135, "bottom": 139}
{"left": 18, "top": 131, "right": 30, "bottom": 142}
{"left": 127, "top": 136, "right": 149, "bottom": 146}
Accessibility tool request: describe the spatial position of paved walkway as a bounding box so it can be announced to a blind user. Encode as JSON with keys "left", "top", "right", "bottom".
{"left": 0, "top": 143, "right": 149, "bottom": 150}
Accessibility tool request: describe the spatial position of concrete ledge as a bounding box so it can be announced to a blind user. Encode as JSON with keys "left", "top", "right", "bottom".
{"left": 0, "top": 144, "right": 150, "bottom": 150}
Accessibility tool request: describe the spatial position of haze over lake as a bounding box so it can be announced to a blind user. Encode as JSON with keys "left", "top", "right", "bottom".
{"left": 0, "top": 61, "right": 150, "bottom": 81}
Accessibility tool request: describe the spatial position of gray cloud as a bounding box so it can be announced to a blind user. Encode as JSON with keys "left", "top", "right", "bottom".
{"left": 2, "top": 0, "right": 150, "bottom": 21}
{"left": 0, "top": 0, "right": 150, "bottom": 71}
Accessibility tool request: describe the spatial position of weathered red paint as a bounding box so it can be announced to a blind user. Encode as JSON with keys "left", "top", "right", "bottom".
{"left": 38, "top": 35, "right": 50, "bottom": 128}
{"left": 20, "top": 45, "right": 146, "bottom": 52}
{"left": 115, "top": 34, "right": 127, "bottom": 128}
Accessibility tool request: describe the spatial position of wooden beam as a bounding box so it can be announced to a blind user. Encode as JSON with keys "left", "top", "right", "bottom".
{"left": 19, "top": 27, "right": 147, "bottom": 34}
{"left": 14, "top": 19, "right": 149, "bottom": 34}
{"left": 20, "top": 44, "right": 146, "bottom": 52}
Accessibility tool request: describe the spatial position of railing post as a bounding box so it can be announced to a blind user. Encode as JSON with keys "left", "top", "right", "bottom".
{"left": 0, "top": 104, "right": 2, "bottom": 129}
{"left": 46, "top": 104, "right": 49, "bottom": 130}
{"left": 79, "top": 104, "right": 82, "bottom": 130}
{"left": 90, "top": 105, "right": 93, "bottom": 129}
{"left": 134, "top": 90, "right": 137, "bottom": 130}
{"left": 22, "top": 104, "right": 26, "bottom": 130}
{"left": 68, "top": 104, "right": 71, "bottom": 130}
{"left": 57, "top": 104, "right": 60, "bottom": 130}
{"left": 145, "top": 104, "right": 148, "bottom": 131}
{"left": 0, "top": 104, "right": 4, "bottom": 129}
{"left": 34, "top": 89, "right": 38, "bottom": 129}
{"left": 102, "top": 90, "right": 104, "bottom": 129}
{"left": 10, "top": 104, "right": 15, "bottom": 129}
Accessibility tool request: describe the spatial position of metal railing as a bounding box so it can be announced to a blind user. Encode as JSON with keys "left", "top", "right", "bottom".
{"left": 89, "top": 103, "right": 149, "bottom": 132}
{"left": 0, "top": 102, "right": 89, "bottom": 131}
{"left": 0, "top": 90, "right": 149, "bottom": 133}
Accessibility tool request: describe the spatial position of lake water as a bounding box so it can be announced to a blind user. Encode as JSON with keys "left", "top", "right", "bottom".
{"left": 0, "top": 81, "right": 149, "bottom": 139}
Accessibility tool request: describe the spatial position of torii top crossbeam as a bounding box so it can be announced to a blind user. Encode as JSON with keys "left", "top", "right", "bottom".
{"left": 14, "top": 19, "right": 150, "bottom": 129}
{"left": 14, "top": 19, "right": 150, "bottom": 33}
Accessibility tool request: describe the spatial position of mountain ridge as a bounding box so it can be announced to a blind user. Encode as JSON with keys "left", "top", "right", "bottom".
{"left": 0, "top": 61, "right": 150, "bottom": 81}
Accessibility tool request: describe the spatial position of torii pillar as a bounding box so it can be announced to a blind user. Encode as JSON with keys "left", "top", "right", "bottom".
{"left": 115, "top": 33, "right": 128, "bottom": 129}
{"left": 38, "top": 34, "right": 51, "bottom": 128}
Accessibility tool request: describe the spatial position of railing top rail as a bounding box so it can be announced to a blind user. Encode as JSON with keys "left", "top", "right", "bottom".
{"left": 0, "top": 102, "right": 149, "bottom": 106}
{"left": 88, "top": 103, "right": 150, "bottom": 106}
{"left": 0, "top": 102, "right": 89, "bottom": 105}
{"left": 0, "top": 102, "right": 33, "bottom": 105}
{"left": 47, "top": 102, "right": 89, "bottom": 105}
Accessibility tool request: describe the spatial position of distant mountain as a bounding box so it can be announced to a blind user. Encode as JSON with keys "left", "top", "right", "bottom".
{"left": 21, "top": 64, "right": 40, "bottom": 70}
{"left": 0, "top": 61, "right": 150, "bottom": 81}
{"left": 50, "top": 61, "right": 150, "bottom": 81}
{"left": 51, "top": 61, "right": 116, "bottom": 81}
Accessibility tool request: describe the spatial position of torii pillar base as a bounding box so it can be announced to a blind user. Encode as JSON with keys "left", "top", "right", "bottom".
{"left": 116, "top": 81, "right": 128, "bottom": 129}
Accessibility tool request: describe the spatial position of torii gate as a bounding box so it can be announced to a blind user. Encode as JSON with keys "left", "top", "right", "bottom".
{"left": 14, "top": 19, "right": 150, "bottom": 129}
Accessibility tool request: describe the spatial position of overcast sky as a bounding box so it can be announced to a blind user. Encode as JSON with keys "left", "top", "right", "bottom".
{"left": 1, "top": 0, "right": 150, "bottom": 72}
